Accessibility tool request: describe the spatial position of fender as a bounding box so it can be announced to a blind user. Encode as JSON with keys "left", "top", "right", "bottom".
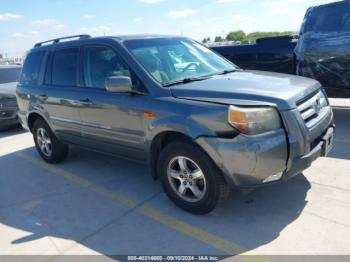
{"left": 144, "top": 114, "right": 220, "bottom": 179}
{"left": 144, "top": 114, "right": 216, "bottom": 153}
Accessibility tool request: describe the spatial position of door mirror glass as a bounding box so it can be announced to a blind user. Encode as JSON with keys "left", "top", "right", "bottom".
{"left": 105, "top": 76, "right": 133, "bottom": 93}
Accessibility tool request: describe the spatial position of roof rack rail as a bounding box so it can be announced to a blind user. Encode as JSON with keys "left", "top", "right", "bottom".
{"left": 34, "top": 34, "right": 91, "bottom": 48}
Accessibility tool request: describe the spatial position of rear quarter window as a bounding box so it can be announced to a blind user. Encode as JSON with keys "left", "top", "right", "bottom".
{"left": 20, "top": 51, "right": 46, "bottom": 85}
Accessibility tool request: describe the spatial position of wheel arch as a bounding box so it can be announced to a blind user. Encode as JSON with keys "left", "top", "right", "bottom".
{"left": 27, "top": 112, "right": 50, "bottom": 133}
{"left": 148, "top": 131, "right": 196, "bottom": 180}
{"left": 147, "top": 129, "right": 220, "bottom": 181}
{"left": 145, "top": 114, "right": 219, "bottom": 180}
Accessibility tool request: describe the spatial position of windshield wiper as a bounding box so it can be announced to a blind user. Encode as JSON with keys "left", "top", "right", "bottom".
{"left": 163, "top": 75, "right": 213, "bottom": 87}
{"left": 217, "top": 69, "right": 237, "bottom": 75}
{"left": 163, "top": 69, "right": 238, "bottom": 87}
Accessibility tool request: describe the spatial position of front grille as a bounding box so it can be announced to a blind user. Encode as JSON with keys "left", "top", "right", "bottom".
{"left": 297, "top": 90, "right": 330, "bottom": 129}
{"left": 0, "top": 96, "right": 18, "bottom": 108}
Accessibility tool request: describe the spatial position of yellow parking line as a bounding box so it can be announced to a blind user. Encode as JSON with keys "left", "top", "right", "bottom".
{"left": 140, "top": 206, "right": 248, "bottom": 255}
{"left": 17, "top": 153, "right": 92, "bottom": 188}
{"left": 15, "top": 151, "right": 268, "bottom": 260}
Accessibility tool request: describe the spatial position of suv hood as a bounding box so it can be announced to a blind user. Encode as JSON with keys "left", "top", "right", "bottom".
{"left": 170, "top": 70, "right": 321, "bottom": 110}
{"left": 0, "top": 82, "right": 17, "bottom": 96}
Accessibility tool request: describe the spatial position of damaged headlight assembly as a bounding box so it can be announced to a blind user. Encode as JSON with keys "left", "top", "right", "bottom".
{"left": 228, "top": 105, "right": 281, "bottom": 135}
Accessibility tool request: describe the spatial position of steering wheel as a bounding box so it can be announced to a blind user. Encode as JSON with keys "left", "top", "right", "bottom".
{"left": 182, "top": 63, "right": 198, "bottom": 73}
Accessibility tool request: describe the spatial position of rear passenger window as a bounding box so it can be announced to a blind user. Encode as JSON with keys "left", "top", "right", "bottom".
{"left": 83, "top": 46, "right": 130, "bottom": 89}
{"left": 20, "top": 51, "right": 45, "bottom": 85}
{"left": 51, "top": 48, "right": 79, "bottom": 86}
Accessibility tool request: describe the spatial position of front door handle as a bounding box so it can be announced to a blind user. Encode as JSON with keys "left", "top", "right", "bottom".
{"left": 79, "top": 98, "right": 93, "bottom": 105}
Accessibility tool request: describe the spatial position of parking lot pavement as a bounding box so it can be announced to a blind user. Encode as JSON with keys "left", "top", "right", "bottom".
{"left": 0, "top": 101, "right": 350, "bottom": 258}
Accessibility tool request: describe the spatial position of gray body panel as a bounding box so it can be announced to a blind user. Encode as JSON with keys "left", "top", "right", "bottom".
{"left": 77, "top": 89, "right": 147, "bottom": 160}
{"left": 16, "top": 35, "right": 334, "bottom": 188}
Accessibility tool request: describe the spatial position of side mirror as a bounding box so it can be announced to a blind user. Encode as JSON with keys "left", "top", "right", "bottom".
{"left": 105, "top": 76, "right": 133, "bottom": 93}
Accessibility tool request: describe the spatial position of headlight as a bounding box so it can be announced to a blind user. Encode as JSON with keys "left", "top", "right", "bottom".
{"left": 228, "top": 105, "right": 281, "bottom": 135}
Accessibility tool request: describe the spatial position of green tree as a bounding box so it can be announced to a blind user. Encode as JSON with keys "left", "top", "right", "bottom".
{"left": 202, "top": 37, "right": 211, "bottom": 43}
{"left": 226, "top": 30, "right": 246, "bottom": 42}
{"left": 246, "top": 31, "right": 293, "bottom": 42}
{"left": 222, "top": 30, "right": 294, "bottom": 43}
{"left": 214, "top": 36, "right": 224, "bottom": 42}
{"left": 0, "top": 53, "right": 3, "bottom": 60}
{"left": 205, "top": 31, "right": 294, "bottom": 44}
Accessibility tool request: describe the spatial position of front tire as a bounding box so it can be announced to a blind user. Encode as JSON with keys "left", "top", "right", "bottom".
{"left": 158, "top": 141, "right": 229, "bottom": 214}
{"left": 33, "top": 119, "right": 68, "bottom": 163}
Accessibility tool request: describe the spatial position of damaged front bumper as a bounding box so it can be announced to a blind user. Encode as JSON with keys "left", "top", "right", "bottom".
{"left": 195, "top": 104, "right": 334, "bottom": 188}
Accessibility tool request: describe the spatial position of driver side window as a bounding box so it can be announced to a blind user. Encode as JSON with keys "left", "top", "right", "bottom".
{"left": 83, "top": 46, "right": 130, "bottom": 89}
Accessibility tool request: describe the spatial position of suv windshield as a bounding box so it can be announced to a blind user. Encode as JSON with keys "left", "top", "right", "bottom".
{"left": 124, "top": 38, "right": 237, "bottom": 86}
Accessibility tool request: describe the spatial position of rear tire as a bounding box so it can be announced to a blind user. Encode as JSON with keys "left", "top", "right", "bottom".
{"left": 158, "top": 141, "right": 229, "bottom": 214}
{"left": 33, "top": 119, "right": 68, "bottom": 163}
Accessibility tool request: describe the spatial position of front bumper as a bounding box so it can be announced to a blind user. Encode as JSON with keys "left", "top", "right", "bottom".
{"left": 195, "top": 106, "right": 334, "bottom": 188}
{"left": 196, "top": 129, "right": 288, "bottom": 187}
{"left": 282, "top": 126, "right": 334, "bottom": 181}
{"left": 0, "top": 108, "right": 19, "bottom": 128}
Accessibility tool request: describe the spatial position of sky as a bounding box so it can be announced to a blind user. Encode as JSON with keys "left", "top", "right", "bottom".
{"left": 0, "top": 0, "right": 337, "bottom": 56}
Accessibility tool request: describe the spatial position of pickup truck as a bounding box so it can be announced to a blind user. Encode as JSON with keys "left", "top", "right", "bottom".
{"left": 0, "top": 65, "right": 22, "bottom": 130}
{"left": 212, "top": 0, "right": 350, "bottom": 98}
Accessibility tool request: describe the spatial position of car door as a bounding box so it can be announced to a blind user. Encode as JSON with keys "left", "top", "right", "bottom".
{"left": 78, "top": 45, "right": 147, "bottom": 160}
{"left": 42, "top": 47, "right": 85, "bottom": 141}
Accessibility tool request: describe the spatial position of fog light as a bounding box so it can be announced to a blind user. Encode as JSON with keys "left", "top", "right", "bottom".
{"left": 263, "top": 172, "right": 283, "bottom": 183}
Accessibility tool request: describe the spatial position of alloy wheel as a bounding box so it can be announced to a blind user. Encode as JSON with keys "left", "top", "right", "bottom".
{"left": 36, "top": 128, "right": 52, "bottom": 157}
{"left": 167, "top": 156, "right": 207, "bottom": 202}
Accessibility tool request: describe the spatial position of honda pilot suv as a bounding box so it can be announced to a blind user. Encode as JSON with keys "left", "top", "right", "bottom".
{"left": 17, "top": 35, "right": 335, "bottom": 214}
